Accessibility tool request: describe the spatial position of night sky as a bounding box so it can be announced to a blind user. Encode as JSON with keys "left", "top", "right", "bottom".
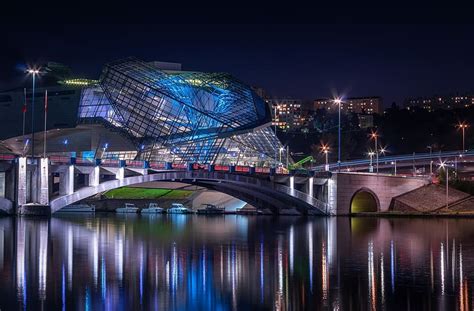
{"left": 2, "top": 23, "right": 474, "bottom": 106}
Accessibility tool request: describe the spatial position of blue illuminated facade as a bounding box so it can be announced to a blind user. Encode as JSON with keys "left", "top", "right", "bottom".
{"left": 79, "top": 57, "right": 286, "bottom": 165}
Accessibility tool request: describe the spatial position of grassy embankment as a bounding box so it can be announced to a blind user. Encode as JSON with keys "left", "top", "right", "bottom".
{"left": 104, "top": 187, "right": 193, "bottom": 199}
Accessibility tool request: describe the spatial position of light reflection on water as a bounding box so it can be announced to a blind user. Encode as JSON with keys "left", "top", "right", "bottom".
{"left": 0, "top": 216, "right": 473, "bottom": 309}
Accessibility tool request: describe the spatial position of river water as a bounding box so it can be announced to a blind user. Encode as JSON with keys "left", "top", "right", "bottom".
{"left": 0, "top": 215, "right": 472, "bottom": 310}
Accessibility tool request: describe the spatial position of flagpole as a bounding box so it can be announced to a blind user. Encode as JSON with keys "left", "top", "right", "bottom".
{"left": 43, "top": 90, "right": 48, "bottom": 158}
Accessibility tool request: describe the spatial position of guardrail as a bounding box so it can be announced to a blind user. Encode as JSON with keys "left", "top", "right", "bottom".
{"left": 312, "top": 150, "right": 474, "bottom": 172}
{"left": 7, "top": 149, "right": 472, "bottom": 176}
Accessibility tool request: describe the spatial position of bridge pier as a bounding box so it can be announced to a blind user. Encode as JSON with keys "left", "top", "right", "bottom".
{"left": 59, "top": 163, "right": 74, "bottom": 196}
{"left": 17, "top": 157, "right": 27, "bottom": 207}
{"left": 17, "top": 157, "right": 51, "bottom": 216}
{"left": 88, "top": 166, "right": 100, "bottom": 187}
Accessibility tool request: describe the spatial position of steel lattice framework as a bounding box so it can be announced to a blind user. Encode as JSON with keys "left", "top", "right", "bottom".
{"left": 78, "top": 57, "right": 288, "bottom": 165}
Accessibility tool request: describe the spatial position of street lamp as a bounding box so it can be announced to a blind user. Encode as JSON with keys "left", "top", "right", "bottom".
{"left": 370, "top": 132, "right": 379, "bottom": 173}
{"left": 26, "top": 68, "right": 40, "bottom": 157}
{"left": 457, "top": 122, "right": 469, "bottom": 152}
{"left": 320, "top": 144, "right": 330, "bottom": 171}
{"left": 63, "top": 139, "right": 69, "bottom": 155}
{"left": 439, "top": 161, "right": 449, "bottom": 208}
{"left": 368, "top": 151, "right": 375, "bottom": 173}
{"left": 391, "top": 161, "right": 397, "bottom": 175}
{"left": 334, "top": 97, "right": 342, "bottom": 171}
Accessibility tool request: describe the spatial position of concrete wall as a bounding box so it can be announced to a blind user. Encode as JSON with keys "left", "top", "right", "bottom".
{"left": 329, "top": 172, "right": 429, "bottom": 215}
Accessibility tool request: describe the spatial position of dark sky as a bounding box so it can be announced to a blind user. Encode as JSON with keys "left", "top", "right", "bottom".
{"left": 2, "top": 23, "right": 474, "bottom": 106}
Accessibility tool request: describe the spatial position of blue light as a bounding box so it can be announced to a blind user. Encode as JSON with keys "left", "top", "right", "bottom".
{"left": 63, "top": 139, "right": 68, "bottom": 145}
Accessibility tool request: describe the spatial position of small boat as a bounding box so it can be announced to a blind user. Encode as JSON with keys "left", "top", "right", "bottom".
{"left": 196, "top": 204, "right": 225, "bottom": 215}
{"left": 167, "top": 203, "right": 193, "bottom": 214}
{"left": 141, "top": 203, "right": 164, "bottom": 214}
{"left": 236, "top": 206, "right": 263, "bottom": 215}
{"left": 116, "top": 203, "right": 139, "bottom": 213}
{"left": 58, "top": 204, "right": 95, "bottom": 213}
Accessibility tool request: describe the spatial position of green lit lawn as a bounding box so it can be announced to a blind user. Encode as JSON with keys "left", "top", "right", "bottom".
{"left": 104, "top": 187, "right": 193, "bottom": 199}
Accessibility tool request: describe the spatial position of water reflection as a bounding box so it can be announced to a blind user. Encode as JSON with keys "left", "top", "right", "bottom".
{"left": 1, "top": 216, "right": 474, "bottom": 309}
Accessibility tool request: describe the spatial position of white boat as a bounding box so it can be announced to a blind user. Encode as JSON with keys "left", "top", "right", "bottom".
{"left": 167, "top": 203, "right": 193, "bottom": 214}
{"left": 116, "top": 203, "right": 139, "bottom": 213}
{"left": 141, "top": 203, "right": 164, "bottom": 214}
{"left": 58, "top": 204, "right": 95, "bottom": 213}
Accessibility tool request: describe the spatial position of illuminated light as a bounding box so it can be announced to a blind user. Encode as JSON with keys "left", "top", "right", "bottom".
{"left": 26, "top": 68, "right": 40, "bottom": 75}
{"left": 59, "top": 78, "right": 98, "bottom": 86}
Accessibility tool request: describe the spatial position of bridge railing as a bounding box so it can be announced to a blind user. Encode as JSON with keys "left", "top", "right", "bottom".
{"left": 0, "top": 154, "right": 16, "bottom": 161}
{"left": 312, "top": 149, "right": 474, "bottom": 172}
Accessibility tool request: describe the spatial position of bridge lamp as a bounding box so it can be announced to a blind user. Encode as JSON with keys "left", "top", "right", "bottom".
{"left": 333, "top": 97, "right": 343, "bottom": 171}
{"left": 438, "top": 160, "right": 449, "bottom": 208}
{"left": 26, "top": 68, "right": 41, "bottom": 158}
{"left": 320, "top": 144, "right": 330, "bottom": 171}
{"left": 368, "top": 151, "right": 375, "bottom": 173}
{"left": 391, "top": 160, "right": 397, "bottom": 175}
{"left": 456, "top": 122, "right": 469, "bottom": 152}
{"left": 370, "top": 132, "right": 379, "bottom": 174}
{"left": 102, "top": 143, "right": 109, "bottom": 156}
{"left": 63, "top": 139, "right": 69, "bottom": 155}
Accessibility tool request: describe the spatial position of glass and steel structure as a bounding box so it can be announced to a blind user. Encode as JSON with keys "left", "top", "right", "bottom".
{"left": 78, "top": 57, "right": 288, "bottom": 165}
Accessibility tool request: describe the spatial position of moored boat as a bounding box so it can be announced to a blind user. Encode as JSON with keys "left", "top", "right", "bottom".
{"left": 116, "top": 203, "right": 139, "bottom": 213}
{"left": 141, "top": 203, "right": 164, "bottom": 214}
{"left": 58, "top": 204, "right": 96, "bottom": 213}
{"left": 167, "top": 203, "right": 193, "bottom": 214}
{"left": 196, "top": 204, "right": 225, "bottom": 215}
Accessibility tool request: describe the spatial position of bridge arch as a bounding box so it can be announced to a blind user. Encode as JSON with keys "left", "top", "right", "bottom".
{"left": 50, "top": 171, "right": 327, "bottom": 215}
{"left": 350, "top": 187, "right": 380, "bottom": 213}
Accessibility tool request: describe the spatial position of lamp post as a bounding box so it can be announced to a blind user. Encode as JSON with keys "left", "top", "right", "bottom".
{"left": 321, "top": 144, "right": 330, "bottom": 171}
{"left": 26, "top": 68, "right": 40, "bottom": 158}
{"left": 274, "top": 104, "right": 278, "bottom": 166}
{"left": 368, "top": 151, "right": 375, "bottom": 173}
{"left": 371, "top": 132, "right": 378, "bottom": 173}
{"left": 391, "top": 161, "right": 397, "bottom": 175}
{"left": 334, "top": 98, "right": 342, "bottom": 171}
{"left": 63, "top": 139, "right": 69, "bottom": 155}
{"left": 440, "top": 161, "right": 449, "bottom": 208}
{"left": 457, "top": 122, "right": 469, "bottom": 152}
